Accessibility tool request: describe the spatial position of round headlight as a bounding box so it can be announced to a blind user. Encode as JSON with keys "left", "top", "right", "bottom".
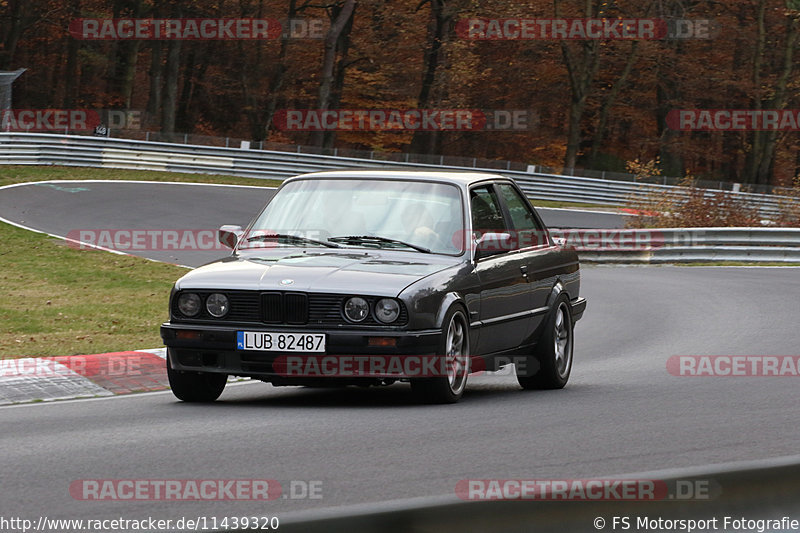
{"left": 206, "top": 293, "right": 229, "bottom": 318}
{"left": 375, "top": 298, "right": 400, "bottom": 323}
{"left": 177, "top": 292, "right": 202, "bottom": 317}
{"left": 344, "top": 297, "right": 369, "bottom": 322}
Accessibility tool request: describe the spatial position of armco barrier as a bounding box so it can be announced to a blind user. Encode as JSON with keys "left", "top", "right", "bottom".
{"left": 2, "top": 134, "right": 799, "bottom": 263}
{"left": 277, "top": 456, "right": 800, "bottom": 533}
{"left": 569, "top": 227, "right": 800, "bottom": 264}
{"left": 0, "top": 133, "right": 795, "bottom": 216}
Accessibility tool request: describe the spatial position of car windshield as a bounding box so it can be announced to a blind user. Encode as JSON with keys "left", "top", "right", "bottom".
{"left": 242, "top": 179, "right": 464, "bottom": 255}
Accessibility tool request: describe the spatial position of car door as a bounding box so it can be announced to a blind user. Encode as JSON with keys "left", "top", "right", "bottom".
{"left": 495, "top": 181, "right": 563, "bottom": 343}
{"left": 470, "top": 184, "right": 531, "bottom": 354}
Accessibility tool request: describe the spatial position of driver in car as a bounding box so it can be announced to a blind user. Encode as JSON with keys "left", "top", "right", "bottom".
{"left": 401, "top": 202, "right": 439, "bottom": 250}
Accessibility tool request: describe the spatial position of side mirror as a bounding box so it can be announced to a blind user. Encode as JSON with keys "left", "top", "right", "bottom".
{"left": 218, "top": 225, "right": 244, "bottom": 249}
{"left": 474, "top": 232, "right": 513, "bottom": 260}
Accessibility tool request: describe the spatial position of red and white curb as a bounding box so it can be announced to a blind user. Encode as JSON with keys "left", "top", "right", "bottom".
{"left": 0, "top": 348, "right": 169, "bottom": 405}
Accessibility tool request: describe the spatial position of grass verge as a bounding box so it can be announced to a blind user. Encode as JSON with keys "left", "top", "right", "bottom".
{"left": 0, "top": 165, "right": 278, "bottom": 358}
{"left": 0, "top": 221, "right": 188, "bottom": 358}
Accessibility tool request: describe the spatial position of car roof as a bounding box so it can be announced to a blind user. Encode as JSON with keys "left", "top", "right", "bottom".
{"left": 285, "top": 169, "right": 512, "bottom": 187}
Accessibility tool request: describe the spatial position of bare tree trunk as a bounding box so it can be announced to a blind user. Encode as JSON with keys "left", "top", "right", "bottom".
{"left": 0, "top": 0, "right": 24, "bottom": 69}
{"left": 744, "top": 2, "right": 799, "bottom": 185}
{"left": 744, "top": 0, "right": 767, "bottom": 184}
{"left": 556, "top": 0, "right": 601, "bottom": 171}
{"left": 237, "top": 0, "right": 262, "bottom": 140}
{"left": 62, "top": 0, "right": 82, "bottom": 109}
{"left": 654, "top": 0, "right": 695, "bottom": 177}
{"left": 721, "top": 5, "right": 749, "bottom": 184}
{"left": 263, "top": 1, "right": 300, "bottom": 139}
{"left": 106, "top": 0, "right": 142, "bottom": 107}
{"left": 322, "top": 8, "right": 355, "bottom": 149}
{"left": 177, "top": 40, "right": 213, "bottom": 134}
{"left": 756, "top": 17, "right": 798, "bottom": 185}
{"left": 0, "top": 0, "right": 43, "bottom": 70}
{"left": 409, "top": 0, "right": 450, "bottom": 155}
{"left": 146, "top": 41, "right": 163, "bottom": 128}
{"left": 309, "top": 0, "right": 356, "bottom": 147}
{"left": 588, "top": 41, "right": 639, "bottom": 167}
{"left": 161, "top": 39, "right": 182, "bottom": 135}
{"left": 587, "top": 0, "right": 657, "bottom": 168}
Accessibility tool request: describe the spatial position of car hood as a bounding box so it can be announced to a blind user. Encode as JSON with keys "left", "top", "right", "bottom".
{"left": 175, "top": 249, "right": 462, "bottom": 297}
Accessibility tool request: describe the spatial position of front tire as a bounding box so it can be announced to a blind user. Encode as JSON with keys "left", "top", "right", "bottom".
{"left": 517, "top": 294, "right": 573, "bottom": 390}
{"left": 167, "top": 357, "right": 227, "bottom": 402}
{"left": 411, "top": 307, "right": 470, "bottom": 404}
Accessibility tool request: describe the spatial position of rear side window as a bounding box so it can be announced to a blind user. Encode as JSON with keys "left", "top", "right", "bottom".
{"left": 497, "top": 183, "right": 547, "bottom": 248}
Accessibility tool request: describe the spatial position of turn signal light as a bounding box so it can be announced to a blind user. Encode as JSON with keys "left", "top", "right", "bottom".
{"left": 368, "top": 337, "right": 397, "bottom": 347}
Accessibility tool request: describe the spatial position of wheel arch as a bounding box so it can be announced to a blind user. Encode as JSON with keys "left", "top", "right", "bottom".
{"left": 434, "top": 292, "right": 469, "bottom": 329}
{"left": 545, "top": 280, "right": 571, "bottom": 310}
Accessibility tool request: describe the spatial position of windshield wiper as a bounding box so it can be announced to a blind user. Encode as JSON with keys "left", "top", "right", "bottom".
{"left": 245, "top": 233, "right": 341, "bottom": 248}
{"left": 328, "top": 235, "right": 431, "bottom": 253}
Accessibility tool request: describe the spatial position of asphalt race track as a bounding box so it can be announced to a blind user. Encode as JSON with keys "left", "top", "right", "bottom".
{"left": 0, "top": 181, "right": 273, "bottom": 267}
{"left": 1, "top": 180, "right": 799, "bottom": 524}
{"left": 0, "top": 180, "right": 625, "bottom": 267}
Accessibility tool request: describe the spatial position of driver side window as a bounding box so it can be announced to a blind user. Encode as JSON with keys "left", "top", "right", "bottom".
{"left": 470, "top": 186, "right": 507, "bottom": 237}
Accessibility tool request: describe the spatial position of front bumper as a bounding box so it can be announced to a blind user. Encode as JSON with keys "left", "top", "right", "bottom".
{"left": 161, "top": 323, "right": 441, "bottom": 380}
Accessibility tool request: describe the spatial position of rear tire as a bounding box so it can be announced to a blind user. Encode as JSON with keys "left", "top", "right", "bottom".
{"left": 167, "top": 357, "right": 227, "bottom": 402}
{"left": 411, "top": 307, "right": 470, "bottom": 404}
{"left": 516, "top": 294, "right": 573, "bottom": 390}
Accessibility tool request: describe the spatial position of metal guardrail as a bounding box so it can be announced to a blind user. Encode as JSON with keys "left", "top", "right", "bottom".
{"left": 561, "top": 228, "right": 800, "bottom": 263}
{"left": 1, "top": 133, "right": 798, "bottom": 263}
{"left": 278, "top": 456, "right": 800, "bottom": 533}
{"left": 0, "top": 133, "right": 795, "bottom": 217}
{"left": 46, "top": 128, "right": 793, "bottom": 194}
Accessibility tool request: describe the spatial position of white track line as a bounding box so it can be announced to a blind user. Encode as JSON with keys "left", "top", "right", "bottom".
{"left": 0, "top": 179, "right": 277, "bottom": 191}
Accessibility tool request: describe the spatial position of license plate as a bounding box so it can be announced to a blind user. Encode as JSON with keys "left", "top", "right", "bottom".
{"left": 236, "top": 331, "right": 325, "bottom": 353}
